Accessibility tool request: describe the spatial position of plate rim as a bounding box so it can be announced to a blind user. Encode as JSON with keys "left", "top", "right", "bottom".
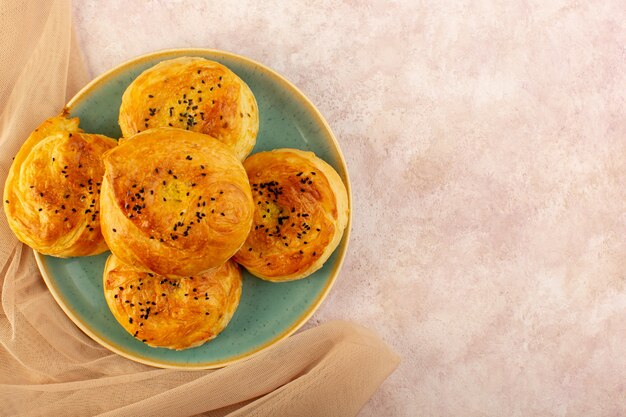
{"left": 34, "top": 48, "right": 352, "bottom": 369}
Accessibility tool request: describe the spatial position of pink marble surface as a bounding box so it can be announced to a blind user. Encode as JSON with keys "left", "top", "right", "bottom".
{"left": 72, "top": 1, "right": 626, "bottom": 415}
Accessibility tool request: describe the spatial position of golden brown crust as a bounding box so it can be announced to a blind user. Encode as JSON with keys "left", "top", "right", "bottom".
{"left": 119, "top": 57, "right": 258, "bottom": 161}
{"left": 100, "top": 127, "right": 254, "bottom": 277}
{"left": 233, "top": 149, "right": 349, "bottom": 281}
{"left": 3, "top": 115, "right": 116, "bottom": 257}
{"left": 103, "top": 254, "right": 242, "bottom": 350}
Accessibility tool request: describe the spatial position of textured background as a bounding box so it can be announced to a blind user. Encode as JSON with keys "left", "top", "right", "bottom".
{"left": 73, "top": 1, "right": 626, "bottom": 416}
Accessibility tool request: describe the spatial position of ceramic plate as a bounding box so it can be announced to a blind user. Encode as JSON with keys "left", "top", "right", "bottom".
{"left": 34, "top": 49, "right": 351, "bottom": 369}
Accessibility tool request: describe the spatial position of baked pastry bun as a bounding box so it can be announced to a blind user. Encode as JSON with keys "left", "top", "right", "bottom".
{"left": 103, "top": 254, "right": 242, "bottom": 350}
{"left": 118, "top": 57, "right": 258, "bottom": 161}
{"left": 3, "top": 115, "right": 116, "bottom": 257}
{"left": 100, "top": 127, "right": 254, "bottom": 277}
{"left": 233, "top": 149, "right": 349, "bottom": 281}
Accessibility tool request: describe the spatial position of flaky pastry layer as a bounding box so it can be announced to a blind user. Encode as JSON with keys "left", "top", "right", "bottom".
{"left": 100, "top": 127, "right": 254, "bottom": 277}
{"left": 234, "top": 149, "right": 349, "bottom": 281}
{"left": 119, "top": 57, "right": 258, "bottom": 161}
{"left": 3, "top": 115, "right": 116, "bottom": 257}
{"left": 104, "top": 254, "right": 241, "bottom": 350}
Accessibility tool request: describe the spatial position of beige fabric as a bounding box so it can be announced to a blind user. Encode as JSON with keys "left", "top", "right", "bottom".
{"left": 0, "top": 1, "right": 400, "bottom": 416}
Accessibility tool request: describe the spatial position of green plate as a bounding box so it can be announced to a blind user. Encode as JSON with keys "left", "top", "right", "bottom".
{"left": 34, "top": 49, "right": 351, "bottom": 369}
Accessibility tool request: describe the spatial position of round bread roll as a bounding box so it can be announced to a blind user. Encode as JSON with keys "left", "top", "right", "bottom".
{"left": 118, "top": 57, "right": 258, "bottom": 161}
{"left": 3, "top": 115, "right": 116, "bottom": 257}
{"left": 233, "top": 149, "right": 349, "bottom": 281}
{"left": 103, "top": 254, "right": 242, "bottom": 350}
{"left": 100, "top": 127, "right": 254, "bottom": 277}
